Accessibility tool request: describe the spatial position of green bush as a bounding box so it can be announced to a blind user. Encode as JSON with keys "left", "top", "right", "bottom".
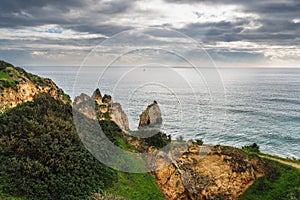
{"left": 195, "top": 139, "right": 203, "bottom": 145}
{"left": 144, "top": 131, "right": 171, "bottom": 149}
{"left": 242, "top": 143, "right": 260, "bottom": 153}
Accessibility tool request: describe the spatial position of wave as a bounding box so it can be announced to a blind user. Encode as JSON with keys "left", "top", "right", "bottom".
{"left": 264, "top": 98, "right": 300, "bottom": 105}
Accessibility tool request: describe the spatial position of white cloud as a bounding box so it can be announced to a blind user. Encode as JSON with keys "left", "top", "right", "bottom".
{"left": 31, "top": 51, "right": 46, "bottom": 56}
{"left": 113, "top": 0, "right": 258, "bottom": 29}
{"left": 0, "top": 25, "right": 108, "bottom": 41}
{"left": 292, "top": 18, "right": 300, "bottom": 24}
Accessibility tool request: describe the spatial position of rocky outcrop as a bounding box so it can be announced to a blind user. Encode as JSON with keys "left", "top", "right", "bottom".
{"left": 138, "top": 101, "right": 162, "bottom": 128}
{"left": 150, "top": 144, "right": 268, "bottom": 200}
{"left": 75, "top": 88, "right": 129, "bottom": 132}
{"left": 0, "top": 61, "right": 70, "bottom": 112}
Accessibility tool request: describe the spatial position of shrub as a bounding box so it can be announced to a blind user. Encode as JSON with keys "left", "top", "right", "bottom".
{"left": 144, "top": 131, "right": 171, "bottom": 148}
{"left": 242, "top": 143, "right": 260, "bottom": 153}
{"left": 195, "top": 139, "right": 203, "bottom": 145}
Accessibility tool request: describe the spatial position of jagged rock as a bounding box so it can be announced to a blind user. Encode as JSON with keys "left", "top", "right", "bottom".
{"left": 92, "top": 88, "right": 102, "bottom": 105}
{"left": 138, "top": 101, "right": 162, "bottom": 128}
{"left": 102, "top": 94, "right": 112, "bottom": 105}
{"left": 110, "top": 103, "right": 129, "bottom": 131}
{"left": 90, "top": 89, "right": 129, "bottom": 132}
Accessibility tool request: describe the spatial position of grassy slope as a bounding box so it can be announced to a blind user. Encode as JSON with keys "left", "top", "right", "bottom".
{"left": 101, "top": 125, "right": 164, "bottom": 200}
{"left": 107, "top": 172, "right": 164, "bottom": 200}
{"left": 240, "top": 160, "right": 300, "bottom": 200}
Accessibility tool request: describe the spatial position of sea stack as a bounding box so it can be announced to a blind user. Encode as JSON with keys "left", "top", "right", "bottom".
{"left": 138, "top": 101, "right": 162, "bottom": 129}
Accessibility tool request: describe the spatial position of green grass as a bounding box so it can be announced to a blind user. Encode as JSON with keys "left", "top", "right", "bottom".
{"left": 239, "top": 160, "right": 300, "bottom": 200}
{"left": 114, "top": 136, "right": 139, "bottom": 153}
{"left": 258, "top": 152, "right": 300, "bottom": 165}
{"left": 241, "top": 149, "right": 300, "bottom": 165}
{"left": 0, "top": 70, "right": 10, "bottom": 80}
{"left": 0, "top": 70, "right": 17, "bottom": 89}
{"left": 103, "top": 128, "right": 164, "bottom": 199}
{"left": 106, "top": 171, "right": 164, "bottom": 200}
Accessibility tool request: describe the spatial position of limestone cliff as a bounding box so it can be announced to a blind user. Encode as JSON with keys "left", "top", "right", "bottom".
{"left": 138, "top": 101, "right": 162, "bottom": 128}
{"left": 0, "top": 60, "right": 70, "bottom": 112}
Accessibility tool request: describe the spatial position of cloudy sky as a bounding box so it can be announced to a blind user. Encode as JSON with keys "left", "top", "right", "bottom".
{"left": 0, "top": 0, "right": 299, "bottom": 67}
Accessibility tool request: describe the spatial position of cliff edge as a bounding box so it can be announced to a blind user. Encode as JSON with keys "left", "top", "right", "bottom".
{"left": 0, "top": 60, "right": 70, "bottom": 112}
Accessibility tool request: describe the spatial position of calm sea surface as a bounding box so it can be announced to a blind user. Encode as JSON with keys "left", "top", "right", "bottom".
{"left": 24, "top": 66, "right": 300, "bottom": 159}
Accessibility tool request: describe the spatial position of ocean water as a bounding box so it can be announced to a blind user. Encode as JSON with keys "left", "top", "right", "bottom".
{"left": 23, "top": 66, "right": 300, "bottom": 159}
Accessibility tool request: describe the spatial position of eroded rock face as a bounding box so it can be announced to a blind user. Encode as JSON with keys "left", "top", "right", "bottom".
{"left": 138, "top": 101, "right": 162, "bottom": 128}
{"left": 150, "top": 144, "right": 268, "bottom": 200}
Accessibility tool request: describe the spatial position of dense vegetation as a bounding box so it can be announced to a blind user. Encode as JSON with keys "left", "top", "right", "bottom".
{"left": 0, "top": 93, "right": 116, "bottom": 199}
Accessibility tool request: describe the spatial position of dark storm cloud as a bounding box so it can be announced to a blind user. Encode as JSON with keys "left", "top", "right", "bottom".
{"left": 165, "top": 0, "right": 300, "bottom": 45}
{"left": 177, "top": 19, "right": 300, "bottom": 45}
{"left": 175, "top": 21, "right": 245, "bottom": 43}
{"left": 0, "top": 0, "right": 81, "bottom": 13}
{"left": 0, "top": 0, "right": 133, "bottom": 36}
{"left": 0, "top": 0, "right": 83, "bottom": 27}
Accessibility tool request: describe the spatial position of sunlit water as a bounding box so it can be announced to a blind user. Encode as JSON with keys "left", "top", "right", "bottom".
{"left": 24, "top": 66, "right": 300, "bottom": 159}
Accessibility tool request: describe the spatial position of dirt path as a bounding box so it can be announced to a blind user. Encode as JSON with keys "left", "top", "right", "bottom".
{"left": 259, "top": 155, "right": 300, "bottom": 169}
